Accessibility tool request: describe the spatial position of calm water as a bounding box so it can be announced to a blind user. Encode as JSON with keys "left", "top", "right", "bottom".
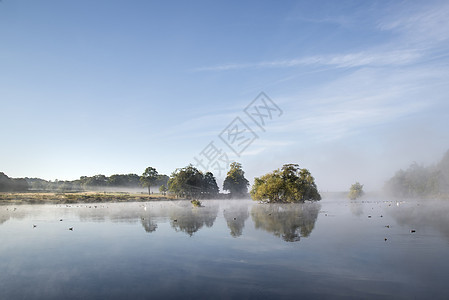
{"left": 1, "top": 197, "right": 448, "bottom": 299}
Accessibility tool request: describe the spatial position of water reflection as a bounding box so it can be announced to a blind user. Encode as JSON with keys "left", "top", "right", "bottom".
{"left": 169, "top": 202, "right": 219, "bottom": 236}
{"left": 1, "top": 201, "right": 321, "bottom": 240}
{"left": 0, "top": 213, "right": 10, "bottom": 225}
{"left": 349, "top": 200, "right": 364, "bottom": 216}
{"left": 141, "top": 216, "right": 158, "bottom": 233}
{"left": 223, "top": 204, "right": 249, "bottom": 237}
{"left": 389, "top": 199, "right": 449, "bottom": 241}
{"left": 251, "top": 202, "right": 320, "bottom": 242}
{"left": 2, "top": 200, "right": 449, "bottom": 298}
{"left": 0, "top": 206, "right": 28, "bottom": 224}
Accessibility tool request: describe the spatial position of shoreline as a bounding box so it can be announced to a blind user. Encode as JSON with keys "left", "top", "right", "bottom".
{"left": 0, "top": 192, "right": 179, "bottom": 204}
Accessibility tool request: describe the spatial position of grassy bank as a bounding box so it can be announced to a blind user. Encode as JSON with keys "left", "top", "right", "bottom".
{"left": 0, "top": 191, "right": 177, "bottom": 204}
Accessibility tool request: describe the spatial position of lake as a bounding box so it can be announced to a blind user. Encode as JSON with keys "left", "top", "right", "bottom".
{"left": 1, "top": 197, "right": 448, "bottom": 299}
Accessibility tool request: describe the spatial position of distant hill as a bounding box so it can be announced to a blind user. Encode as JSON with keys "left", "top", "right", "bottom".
{"left": 0, "top": 172, "right": 29, "bottom": 192}
{"left": 385, "top": 150, "right": 449, "bottom": 198}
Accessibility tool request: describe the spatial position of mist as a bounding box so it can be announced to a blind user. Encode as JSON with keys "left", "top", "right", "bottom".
{"left": 243, "top": 118, "right": 449, "bottom": 193}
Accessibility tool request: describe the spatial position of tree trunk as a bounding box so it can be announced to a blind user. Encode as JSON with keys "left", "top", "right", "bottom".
{"left": 148, "top": 186, "right": 151, "bottom": 195}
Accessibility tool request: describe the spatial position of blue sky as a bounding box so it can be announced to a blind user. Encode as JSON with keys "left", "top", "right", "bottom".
{"left": 1, "top": 0, "right": 448, "bottom": 191}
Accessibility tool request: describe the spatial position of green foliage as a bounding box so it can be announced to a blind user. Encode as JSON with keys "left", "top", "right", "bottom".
{"left": 167, "top": 165, "right": 219, "bottom": 199}
{"left": 159, "top": 184, "right": 167, "bottom": 195}
{"left": 348, "top": 182, "right": 364, "bottom": 200}
{"left": 80, "top": 175, "right": 108, "bottom": 187}
{"left": 223, "top": 162, "right": 249, "bottom": 198}
{"left": 9, "top": 171, "right": 168, "bottom": 193}
{"left": 26, "top": 177, "right": 82, "bottom": 191}
{"left": 140, "top": 167, "right": 159, "bottom": 195}
{"left": 155, "top": 174, "right": 169, "bottom": 187}
{"left": 250, "top": 164, "right": 321, "bottom": 203}
{"left": 203, "top": 172, "right": 219, "bottom": 196}
{"left": 385, "top": 150, "right": 449, "bottom": 198}
{"left": 108, "top": 174, "right": 140, "bottom": 187}
{"left": 191, "top": 199, "right": 203, "bottom": 207}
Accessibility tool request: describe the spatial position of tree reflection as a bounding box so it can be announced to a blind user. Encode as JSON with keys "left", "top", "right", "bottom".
{"left": 349, "top": 201, "right": 364, "bottom": 217}
{"left": 0, "top": 206, "right": 26, "bottom": 225}
{"left": 170, "top": 203, "right": 219, "bottom": 236}
{"left": 141, "top": 217, "right": 158, "bottom": 233}
{"left": 223, "top": 204, "right": 249, "bottom": 237}
{"left": 251, "top": 202, "right": 320, "bottom": 242}
{"left": 0, "top": 213, "right": 10, "bottom": 225}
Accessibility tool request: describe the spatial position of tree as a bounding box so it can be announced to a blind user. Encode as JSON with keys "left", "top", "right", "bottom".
{"left": 155, "top": 174, "right": 169, "bottom": 187}
{"left": 80, "top": 174, "right": 107, "bottom": 189}
{"left": 140, "top": 167, "right": 159, "bottom": 195}
{"left": 159, "top": 184, "right": 167, "bottom": 195}
{"left": 167, "top": 165, "right": 204, "bottom": 199}
{"left": 167, "top": 165, "right": 219, "bottom": 199}
{"left": 223, "top": 162, "right": 249, "bottom": 198}
{"left": 108, "top": 174, "right": 141, "bottom": 187}
{"left": 203, "top": 172, "right": 219, "bottom": 197}
{"left": 348, "top": 182, "right": 364, "bottom": 200}
{"left": 384, "top": 150, "right": 449, "bottom": 198}
{"left": 250, "top": 164, "right": 321, "bottom": 203}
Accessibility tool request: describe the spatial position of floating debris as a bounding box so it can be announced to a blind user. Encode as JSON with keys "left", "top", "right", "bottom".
{"left": 411, "top": 229, "right": 416, "bottom": 233}
{"left": 60, "top": 219, "right": 63, "bottom": 222}
{"left": 384, "top": 238, "right": 387, "bottom": 241}
{"left": 33, "top": 224, "right": 37, "bottom": 228}
{"left": 385, "top": 225, "right": 390, "bottom": 228}
{"left": 69, "top": 227, "right": 73, "bottom": 231}
{"left": 368, "top": 215, "right": 372, "bottom": 218}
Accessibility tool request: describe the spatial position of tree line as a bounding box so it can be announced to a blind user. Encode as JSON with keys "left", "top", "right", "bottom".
{"left": 5, "top": 147, "right": 449, "bottom": 200}
{"left": 164, "top": 162, "right": 249, "bottom": 199}
{"left": 24, "top": 173, "right": 169, "bottom": 192}
{"left": 385, "top": 150, "right": 449, "bottom": 198}
{"left": 1, "top": 161, "right": 323, "bottom": 203}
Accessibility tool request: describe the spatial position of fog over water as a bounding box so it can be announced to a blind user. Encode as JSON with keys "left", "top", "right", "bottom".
{"left": 1, "top": 198, "right": 449, "bottom": 299}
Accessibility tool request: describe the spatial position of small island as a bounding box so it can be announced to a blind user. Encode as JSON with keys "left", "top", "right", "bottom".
{"left": 250, "top": 164, "right": 321, "bottom": 203}
{"left": 348, "top": 182, "right": 364, "bottom": 200}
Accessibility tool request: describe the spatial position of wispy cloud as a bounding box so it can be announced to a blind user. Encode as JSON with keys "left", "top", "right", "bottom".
{"left": 288, "top": 16, "right": 351, "bottom": 27}
{"left": 265, "top": 64, "right": 448, "bottom": 144}
{"left": 378, "top": 1, "right": 449, "bottom": 44}
{"left": 196, "top": 2, "right": 449, "bottom": 73}
{"left": 195, "top": 49, "right": 422, "bottom": 72}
